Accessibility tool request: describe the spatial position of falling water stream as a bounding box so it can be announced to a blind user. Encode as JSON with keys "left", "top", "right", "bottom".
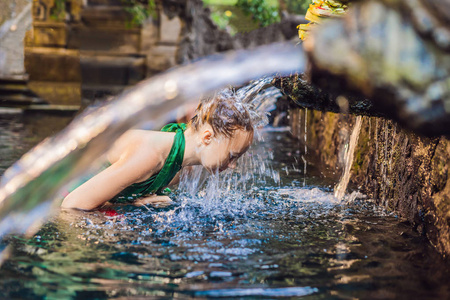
{"left": 0, "top": 43, "right": 449, "bottom": 298}
{"left": 334, "top": 116, "right": 363, "bottom": 201}
{"left": 302, "top": 108, "right": 308, "bottom": 187}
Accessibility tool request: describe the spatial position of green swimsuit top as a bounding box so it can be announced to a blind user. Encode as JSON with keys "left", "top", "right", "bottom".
{"left": 111, "top": 123, "right": 186, "bottom": 203}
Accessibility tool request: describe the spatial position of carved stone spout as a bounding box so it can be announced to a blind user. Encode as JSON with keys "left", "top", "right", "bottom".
{"left": 302, "top": 0, "right": 450, "bottom": 137}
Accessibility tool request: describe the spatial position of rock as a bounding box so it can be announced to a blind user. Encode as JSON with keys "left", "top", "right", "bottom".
{"left": 303, "top": 0, "right": 450, "bottom": 137}
{"left": 289, "top": 107, "right": 450, "bottom": 256}
{"left": 272, "top": 73, "right": 380, "bottom": 117}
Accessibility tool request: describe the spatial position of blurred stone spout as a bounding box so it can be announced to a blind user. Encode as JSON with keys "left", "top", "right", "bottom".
{"left": 277, "top": 0, "right": 450, "bottom": 137}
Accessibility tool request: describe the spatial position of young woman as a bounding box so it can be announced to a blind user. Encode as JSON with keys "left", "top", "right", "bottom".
{"left": 61, "top": 90, "right": 254, "bottom": 210}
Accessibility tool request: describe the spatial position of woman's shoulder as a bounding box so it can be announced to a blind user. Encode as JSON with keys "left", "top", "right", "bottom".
{"left": 117, "top": 129, "right": 168, "bottom": 145}
{"left": 108, "top": 129, "right": 174, "bottom": 163}
{"left": 129, "top": 129, "right": 176, "bottom": 145}
{"left": 109, "top": 129, "right": 176, "bottom": 180}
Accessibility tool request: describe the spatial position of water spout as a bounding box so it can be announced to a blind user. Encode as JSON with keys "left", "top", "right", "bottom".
{"left": 303, "top": 108, "right": 308, "bottom": 187}
{"left": 0, "top": 42, "right": 305, "bottom": 238}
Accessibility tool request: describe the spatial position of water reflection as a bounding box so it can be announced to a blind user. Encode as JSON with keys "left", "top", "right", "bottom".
{"left": 0, "top": 110, "right": 73, "bottom": 175}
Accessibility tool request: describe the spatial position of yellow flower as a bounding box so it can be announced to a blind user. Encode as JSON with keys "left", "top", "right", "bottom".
{"left": 225, "top": 10, "right": 232, "bottom": 17}
{"left": 298, "top": 0, "right": 348, "bottom": 41}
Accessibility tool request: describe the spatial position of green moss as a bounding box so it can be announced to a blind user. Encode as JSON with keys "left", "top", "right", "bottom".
{"left": 123, "top": 0, "right": 157, "bottom": 27}
{"left": 50, "top": 0, "right": 66, "bottom": 21}
{"left": 353, "top": 118, "right": 371, "bottom": 174}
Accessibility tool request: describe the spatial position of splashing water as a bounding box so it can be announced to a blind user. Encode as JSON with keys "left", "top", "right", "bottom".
{"left": 198, "top": 76, "right": 281, "bottom": 129}
{"left": 334, "top": 116, "right": 363, "bottom": 200}
{"left": 235, "top": 76, "right": 281, "bottom": 127}
{"left": 158, "top": 89, "right": 285, "bottom": 236}
{"left": 0, "top": 43, "right": 305, "bottom": 240}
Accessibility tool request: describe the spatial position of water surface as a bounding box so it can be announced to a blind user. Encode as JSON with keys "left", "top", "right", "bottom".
{"left": 0, "top": 114, "right": 449, "bottom": 299}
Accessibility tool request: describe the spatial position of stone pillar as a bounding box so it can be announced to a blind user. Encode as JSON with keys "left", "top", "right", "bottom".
{"left": 144, "top": 3, "right": 183, "bottom": 77}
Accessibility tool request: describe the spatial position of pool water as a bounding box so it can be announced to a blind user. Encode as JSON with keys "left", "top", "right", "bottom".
{"left": 0, "top": 113, "right": 449, "bottom": 299}
{"left": 0, "top": 110, "right": 73, "bottom": 175}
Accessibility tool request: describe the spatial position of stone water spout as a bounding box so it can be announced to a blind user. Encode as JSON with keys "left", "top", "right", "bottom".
{"left": 0, "top": 43, "right": 304, "bottom": 241}
{"left": 276, "top": 0, "right": 450, "bottom": 137}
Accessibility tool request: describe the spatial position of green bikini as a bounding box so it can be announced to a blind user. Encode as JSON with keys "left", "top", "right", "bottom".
{"left": 111, "top": 123, "right": 186, "bottom": 203}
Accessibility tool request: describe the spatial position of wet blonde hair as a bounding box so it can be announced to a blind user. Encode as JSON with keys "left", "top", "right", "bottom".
{"left": 188, "top": 89, "right": 253, "bottom": 138}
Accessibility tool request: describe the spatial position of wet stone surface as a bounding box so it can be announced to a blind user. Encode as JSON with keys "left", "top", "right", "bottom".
{"left": 272, "top": 74, "right": 379, "bottom": 117}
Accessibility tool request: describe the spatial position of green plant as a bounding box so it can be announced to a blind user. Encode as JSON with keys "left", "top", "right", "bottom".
{"left": 210, "top": 10, "right": 233, "bottom": 30}
{"left": 123, "top": 0, "right": 157, "bottom": 27}
{"left": 236, "top": 0, "right": 280, "bottom": 27}
{"left": 282, "top": 0, "right": 310, "bottom": 14}
{"left": 50, "top": 0, "right": 66, "bottom": 21}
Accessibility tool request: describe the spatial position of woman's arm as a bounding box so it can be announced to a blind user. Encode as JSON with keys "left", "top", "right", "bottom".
{"left": 61, "top": 148, "right": 162, "bottom": 211}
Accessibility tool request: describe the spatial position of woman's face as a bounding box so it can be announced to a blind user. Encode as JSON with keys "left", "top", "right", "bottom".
{"left": 200, "top": 128, "right": 253, "bottom": 173}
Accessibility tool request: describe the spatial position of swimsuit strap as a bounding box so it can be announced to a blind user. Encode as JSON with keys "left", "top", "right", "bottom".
{"left": 145, "top": 123, "right": 186, "bottom": 194}
{"left": 160, "top": 123, "right": 187, "bottom": 133}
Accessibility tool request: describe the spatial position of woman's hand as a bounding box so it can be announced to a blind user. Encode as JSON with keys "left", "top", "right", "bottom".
{"left": 134, "top": 195, "right": 173, "bottom": 207}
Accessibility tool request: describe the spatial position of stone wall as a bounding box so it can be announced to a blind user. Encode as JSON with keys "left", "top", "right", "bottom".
{"left": 289, "top": 108, "right": 450, "bottom": 257}
{"left": 24, "top": 0, "right": 301, "bottom": 106}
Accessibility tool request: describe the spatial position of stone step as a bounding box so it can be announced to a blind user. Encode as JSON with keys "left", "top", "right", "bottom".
{"left": 0, "top": 77, "right": 30, "bottom": 94}
{"left": 30, "top": 22, "right": 67, "bottom": 48}
{"left": 80, "top": 50, "right": 146, "bottom": 57}
{"left": 27, "top": 81, "right": 81, "bottom": 106}
{"left": 0, "top": 75, "right": 29, "bottom": 83}
{"left": 0, "top": 94, "right": 46, "bottom": 106}
{"left": 80, "top": 55, "right": 146, "bottom": 86}
{"left": 0, "top": 83, "right": 29, "bottom": 94}
{"left": 81, "top": 84, "right": 129, "bottom": 100}
{"left": 80, "top": 5, "right": 132, "bottom": 29}
{"left": 24, "top": 104, "right": 80, "bottom": 113}
{"left": 68, "top": 25, "right": 141, "bottom": 53}
{"left": 0, "top": 76, "right": 47, "bottom": 108}
{"left": 86, "top": 0, "right": 124, "bottom": 6}
{"left": 81, "top": 84, "right": 128, "bottom": 93}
